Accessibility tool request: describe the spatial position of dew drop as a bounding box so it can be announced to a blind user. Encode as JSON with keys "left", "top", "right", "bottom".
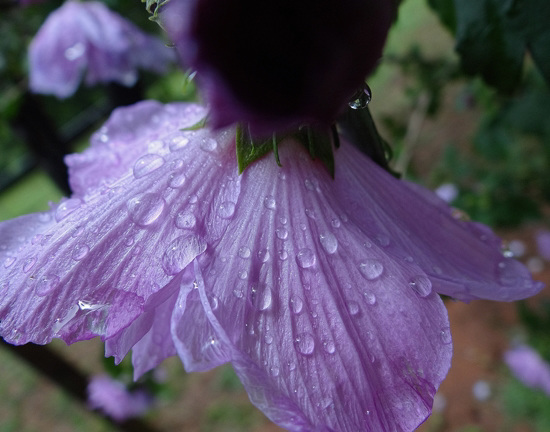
{"left": 208, "top": 295, "right": 219, "bottom": 311}
{"left": 305, "top": 208, "right": 316, "bottom": 219}
{"left": 276, "top": 228, "right": 288, "bottom": 240}
{"left": 238, "top": 246, "right": 251, "bottom": 259}
{"left": 72, "top": 243, "right": 90, "bottom": 261}
{"left": 269, "top": 365, "right": 280, "bottom": 377}
{"left": 200, "top": 137, "right": 218, "bottom": 152}
{"left": 363, "top": 291, "right": 377, "bottom": 305}
{"left": 233, "top": 289, "right": 244, "bottom": 299}
{"left": 319, "top": 233, "right": 338, "bottom": 254}
{"left": 496, "top": 259, "right": 528, "bottom": 287}
{"left": 331, "top": 218, "right": 341, "bottom": 228}
{"left": 238, "top": 270, "right": 248, "bottom": 280}
{"left": 55, "top": 198, "right": 81, "bottom": 222}
{"left": 251, "top": 284, "right": 273, "bottom": 311}
{"left": 278, "top": 249, "right": 288, "bottom": 261}
{"left": 133, "top": 154, "right": 164, "bottom": 178}
{"left": 36, "top": 274, "right": 60, "bottom": 296}
{"left": 347, "top": 301, "right": 360, "bottom": 315}
{"left": 169, "top": 136, "right": 189, "bottom": 151}
{"left": 188, "top": 194, "right": 198, "bottom": 204}
{"left": 376, "top": 234, "right": 390, "bottom": 247}
{"left": 408, "top": 275, "right": 432, "bottom": 297}
{"left": 440, "top": 327, "right": 452, "bottom": 345}
{"left": 348, "top": 83, "right": 372, "bottom": 109}
{"left": 169, "top": 159, "right": 184, "bottom": 170}
{"left": 294, "top": 332, "right": 315, "bottom": 356}
{"left": 162, "top": 235, "right": 207, "bottom": 275}
{"left": 218, "top": 201, "right": 236, "bottom": 219}
{"left": 323, "top": 340, "right": 336, "bottom": 354}
{"left": 175, "top": 212, "right": 196, "bottom": 229}
{"left": 168, "top": 173, "right": 186, "bottom": 188}
{"left": 279, "top": 216, "right": 288, "bottom": 225}
{"left": 23, "top": 257, "right": 36, "bottom": 273}
{"left": 127, "top": 193, "right": 165, "bottom": 226}
{"left": 147, "top": 140, "right": 165, "bottom": 153}
{"left": 359, "top": 260, "right": 384, "bottom": 280}
{"left": 277, "top": 172, "right": 286, "bottom": 180}
{"left": 3, "top": 257, "right": 15, "bottom": 268}
{"left": 304, "top": 179, "right": 315, "bottom": 191}
{"left": 296, "top": 248, "right": 316, "bottom": 268}
{"left": 289, "top": 296, "right": 304, "bottom": 314}
{"left": 265, "top": 334, "right": 274, "bottom": 345}
{"left": 257, "top": 249, "right": 270, "bottom": 262}
{"left": 78, "top": 300, "right": 103, "bottom": 311}
{"left": 263, "top": 195, "right": 276, "bottom": 210}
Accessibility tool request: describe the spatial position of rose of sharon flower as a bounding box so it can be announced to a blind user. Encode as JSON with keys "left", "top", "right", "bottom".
{"left": 0, "top": 102, "right": 541, "bottom": 431}
{"left": 29, "top": 1, "right": 174, "bottom": 98}
{"left": 505, "top": 345, "right": 550, "bottom": 396}
{"left": 161, "top": 0, "right": 394, "bottom": 133}
{"left": 87, "top": 375, "right": 152, "bottom": 421}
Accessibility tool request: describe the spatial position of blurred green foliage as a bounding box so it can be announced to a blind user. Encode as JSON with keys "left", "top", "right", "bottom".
{"left": 501, "top": 378, "right": 550, "bottom": 432}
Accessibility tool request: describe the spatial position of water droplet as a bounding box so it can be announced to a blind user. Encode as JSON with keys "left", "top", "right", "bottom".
{"left": 200, "top": 137, "right": 218, "bottom": 152}
{"left": 64, "top": 42, "right": 85, "bottom": 61}
{"left": 175, "top": 212, "right": 196, "bottom": 230}
{"left": 331, "top": 218, "right": 341, "bottom": 228}
{"left": 251, "top": 284, "right": 273, "bottom": 311}
{"left": 147, "top": 140, "right": 165, "bottom": 153}
{"left": 78, "top": 300, "right": 103, "bottom": 311}
{"left": 323, "top": 340, "right": 336, "bottom": 354}
{"left": 269, "top": 365, "right": 280, "bottom": 377}
{"left": 3, "top": 257, "right": 15, "bottom": 268}
{"left": 376, "top": 234, "right": 390, "bottom": 247}
{"left": 238, "top": 270, "right": 248, "bottom": 280}
{"left": 55, "top": 198, "right": 81, "bottom": 222}
{"left": 347, "top": 301, "right": 360, "bottom": 315}
{"left": 169, "top": 135, "right": 190, "bottom": 151}
{"left": 133, "top": 154, "right": 164, "bottom": 178}
{"left": 304, "top": 179, "right": 315, "bottom": 191}
{"left": 359, "top": 260, "right": 384, "bottom": 280}
{"left": 263, "top": 196, "right": 276, "bottom": 210}
{"left": 295, "top": 332, "right": 315, "bottom": 355}
{"left": 276, "top": 228, "right": 288, "bottom": 240}
{"left": 72, "top": 243, "right": 89, "bottom": 261}
{"left": 188, "top": 194, "right": 198, "bottom": 204}
{"left": 408, "top": 275, "right": 432, "bottom": 297}
{"left": 257, "top": 249, "right": 270, "bottom": 262}
{"left": 289, "top": 296, "right": 304, "bottom": 314}
{"left": 296, "top": 248, "right": 316, "bottom": 268}
{"left": 238, "top": 246, "right": 251, "bottom": 259}
{"left": 168, "top": 173, "right": 186, "bottom": 188}
{"left": 319, "top": 397, "right": 333, "bottom": 409}
{"left": 218, "top": 201, "right": 236, "bottom": 219}
{"left": 363, "top": 291, "right": 377, "bottom": 305}
{"left": 279, "top": 216, "right": 288, "bottom": 225}
{"left": 127, "top": 193, "right": 165, "bottom": 226}
{"left": 440, "top": 327, "right": 452, "bottom": 344}
{"left": 305, "top": 208, "right": 316, "bottom": 219}
{"left": 208, "top": 295, "right": 219, "bottom": 311}
{"left": 278, "top": 249, "right": 288, "bottom": 261}
{"left": 162, "top": 235, "right": 207, "bottom": 275}
{"left": 319, "top": 233, "right": 338, "bottom": 254}
{"left": 36, "top": 274, "right": 60, "bottom": 296}
{"left": 233, "top": 289, "right": 244, "bottom": 299}
{"left": 349, "top": 83, "right": 372, "bottom": 109}
{"left": 23, "top": 257, "right": 36, "bottom": 273}
{"left": 71, "top": 226, "right": 84, "bottom": 238}
{"left": 496, "top": 259, "right": 527, "bottom": 287}
{"left": 265, "top": 334, "right": 274, "bottom": 345}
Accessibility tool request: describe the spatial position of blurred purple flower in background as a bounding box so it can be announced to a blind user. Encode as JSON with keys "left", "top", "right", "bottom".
{"left": 0, "top": 101, "right": 542, "bottom": 431}
{"left": 161, "top": 0, "right": 394, "bottom": 133}
{"left": 28, "top": 0, "right": 174, "bottom": 98}
{"left": 505, "top": 345, "right": 550, "bottom": 396}
{"left": 87, "top": 375, "right": 152, "bottom": 421}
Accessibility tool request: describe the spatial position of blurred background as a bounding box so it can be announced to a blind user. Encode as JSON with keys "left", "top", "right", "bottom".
{"left": 1, "top": 0, "right": 550, "bottom": 431}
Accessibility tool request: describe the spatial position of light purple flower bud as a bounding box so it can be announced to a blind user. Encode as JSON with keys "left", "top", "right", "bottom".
{"left": 504, "top": 345, "right": 550, "bottom": 396}
{"left": 0, "top": 102, "right": 542, "bottom": 432}
{"left": 29, "top": 1, "right": 175, "bottom": 98}
{"left": 161, "top": 0, "right": 395, "bottom": 133}
{"left": 87, "top": 375, "right": 152, "bottom": 421}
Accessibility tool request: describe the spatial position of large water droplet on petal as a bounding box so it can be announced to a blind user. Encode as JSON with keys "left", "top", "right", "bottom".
{"left": 72, "top": 243, "right": 90, "bottom": 261}
{"left": 169, "top": 135, "right": 190, "bottom": 152}
{"left": 162, "top": 235, "right": 207, "bottom": 275}
{"left": 349, "top": 83, "right": 372, "bottom": 109}
{"left": 133, "top": 154, "right": 164, "bottom": 178}
{"left": 323, "top": 339, "right": 336, "bottom": 354}
{"left": 347, "top": 301, "right": 360, "bottom": 315}
{"left": 289, "top": 296, "right": 304, "bottom": 314}
{"left": 276, "top": 228, "right": 288, "bottom": 240}
{"left": 168, "top": 173, "right": 186, "bottom": 188}
{"left": 257, "top": 249, "right": 270, "bottom": 262}
{"left": 200, "top": 137, "right": 218, "bottom": 152}
{"left": 363, "top": 291, "right": 377, "bottom": 305}
{"left": 238, "top": 246, "right": 251, "bottom": 259}
{"left": 295, "top": 332, "right": 315, "bottom": 356}
{"left": 251, "top": 284, "right": 273, "bottom": 311}
{"left": 127, "top": 193, "right": 165, "bottom": 226}
{"left": 263, "top": 195, "right": 276, "bottom": 210}
{"left": 218, "top": 201, "right": 236, "bottom": 219}
{"left": 359, "top": 260, "right": 384, "bottom": 280}
{"left": 23, "top": 257, "right": 37, "bottom": 273}
{"left": 3, "top": 257, "right": 15, "bottom": 268}
{"left": 55, "top": 198, "right": 81, "bottom": 222}
{"left": 296, "top": 248, "right": 316, "bottom": 268}
{"left": 408, "top": 275, "right": 432, "bottom": 297}
{"left": 319, "top": 233, "right": 338, "bottom": 254}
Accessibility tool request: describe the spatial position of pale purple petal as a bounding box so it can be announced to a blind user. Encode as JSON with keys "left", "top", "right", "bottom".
{"left": 504, "top": 345, "right": 550, "bottom": 395}
{"left": 29, "top": 1, "right": 174, "bottom": 98}
{"left": 536, "top": 230, "right": 550, "bottom": 261}
{"left": 87, "top": 375, "right": 151, "bottom": 421}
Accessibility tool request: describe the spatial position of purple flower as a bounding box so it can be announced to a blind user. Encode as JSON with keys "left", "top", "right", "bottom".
{"left": 504, "top": 345, "right": 550, "bottom": 396}
{"left": 0, "top": 101, "right": 542, "bottom": 431}
{"left": 161, "top": 0, "right": 394, "bottom": 133}
{"left": 536, "top": 230, "right": 550, "bottom": 261}
{"left": 87, "top": 375, "right": 152, "bottom": 421}
{"left": 28, "top": 1, "right": 175, "bottom": 98}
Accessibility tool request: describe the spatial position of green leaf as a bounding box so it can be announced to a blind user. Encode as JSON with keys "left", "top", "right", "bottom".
{"left": 429, "top": 0, "right": 550, "bottom": 91}
{"left": 236, "top": 124, "right": 278, "bottom": 173}
{"left": 299, "top": 126, "right": 335, "bottom": 178}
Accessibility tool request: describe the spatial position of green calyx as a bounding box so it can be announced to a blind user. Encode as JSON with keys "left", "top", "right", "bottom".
{"left": 142, "top": 0, "right": 171, "bottom": 21}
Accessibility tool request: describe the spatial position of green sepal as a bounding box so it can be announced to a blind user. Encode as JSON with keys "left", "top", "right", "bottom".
{"left": 337, "top": 106, "right": 399, "bottom": 177}
{"left": 236, "top": 124, "right": 280, "bottom": 174}
{"left": 142, "top": 0, "right": 171, "bottom": 21}
{"left": 181, "top": 115, "right": 207, "bottom": 131}
{"left": 297, "top": 126, "right": 335, "bottom": 178}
